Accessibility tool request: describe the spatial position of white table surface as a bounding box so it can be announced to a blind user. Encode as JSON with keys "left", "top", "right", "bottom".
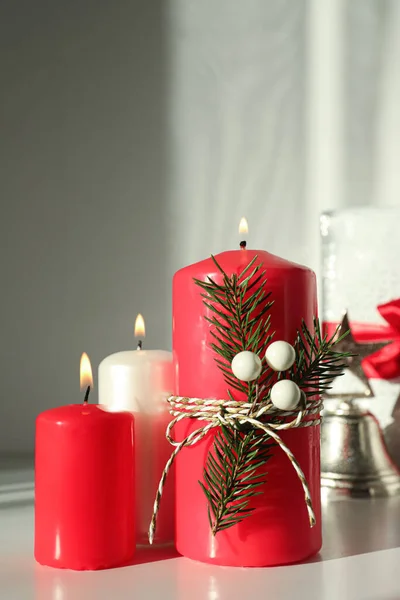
{"left": 1, "top": 495, "right": 400, "bottom": 600}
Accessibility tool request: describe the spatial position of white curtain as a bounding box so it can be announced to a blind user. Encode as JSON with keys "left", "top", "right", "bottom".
{"left": 166, "top": 0, "right": 312, "bottom": 276}
{"left": 164, "top": 0, "right": 400, "bottom": 446}
{"left": 166, "top": 0, "right": 400, "bottom": 282}
{"left": 375, "top": 1, "right": 400, "bottom": 206}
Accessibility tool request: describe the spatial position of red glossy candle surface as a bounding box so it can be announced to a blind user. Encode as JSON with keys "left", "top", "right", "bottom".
{"left": 173, "top": 249, "right": 321, "bottom": 566}
{"left": 35, "top": 404, "right": 135, "bottom": 570}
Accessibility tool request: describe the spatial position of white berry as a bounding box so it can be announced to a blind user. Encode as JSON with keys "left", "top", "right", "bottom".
{"left": 270, "top": 380, "right": 301, "bottom": 410}
{"left": 231, "top": 351, "right": 262, "bottom": 382}
{"left": 265, "top": 341, "right": 296, "bottom": 372}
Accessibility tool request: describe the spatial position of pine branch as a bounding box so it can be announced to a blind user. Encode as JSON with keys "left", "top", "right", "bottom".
{"left": 288, "top": 318, "right": 352, "bottom": 398}
{"left": 194, "top": 255, "right": 274, "bottom": 535}
{"left": 198, "top": 426, "right": 273, "bottom": 535}
{"left": 194, "top": 256, "right": 273, "bottom": 399}
{"left": 194, "top": 256, "right": 350, "bottom": 536}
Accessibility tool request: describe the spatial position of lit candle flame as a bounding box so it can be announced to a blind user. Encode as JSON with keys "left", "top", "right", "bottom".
{"left": 80, "top": 352, "right": 93, "bottom": 391}
{"left": 238, "top": 217, "right": 249, "bottom": 235}
{"left": 134, "top": 313, "right": 146, "bottom": 338}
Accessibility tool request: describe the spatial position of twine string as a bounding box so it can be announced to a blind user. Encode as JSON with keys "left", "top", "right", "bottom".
{"left": 148, "top": 395, "right": 322, "bottom": 544}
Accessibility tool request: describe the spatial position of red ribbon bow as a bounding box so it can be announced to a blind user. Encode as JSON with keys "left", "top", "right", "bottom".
{"left": 325, "top": 299, "right": 400, "bottom": 380}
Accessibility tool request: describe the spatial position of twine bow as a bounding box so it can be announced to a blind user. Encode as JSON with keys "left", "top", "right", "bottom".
{"left": 148, "top": 394, "right": 322, "bottom": 544}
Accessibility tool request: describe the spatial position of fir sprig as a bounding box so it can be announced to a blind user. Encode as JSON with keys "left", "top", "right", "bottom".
{"left": 194, "top": 255, "right": 275, "bottom": 397}
{"left": 288, "top": 318, "right": 351, "bottom": 397}
{"left": 194, "top": 255, "right": 274, "bottom": 535}
{"left": 199, "top": 427, "right": 273, "bottom": 535}
{"left": 194, "top": 255, "right": 349, "bottom": 536}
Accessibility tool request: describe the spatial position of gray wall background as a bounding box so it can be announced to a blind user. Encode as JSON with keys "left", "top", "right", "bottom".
{"left": 1, "top": 1, "right": 396, "bottom": 454}
{"left": 0, "top": 1, "right": 170, "bottom": 453}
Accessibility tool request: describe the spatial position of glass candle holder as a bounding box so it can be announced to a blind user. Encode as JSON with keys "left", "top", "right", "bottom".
{"left": 321, "top": 207, "right": 400, "bottom": 465}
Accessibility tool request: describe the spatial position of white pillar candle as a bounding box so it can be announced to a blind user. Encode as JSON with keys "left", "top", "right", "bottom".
{"left": 98, "top": 319, "right": 174, "bottom": 546}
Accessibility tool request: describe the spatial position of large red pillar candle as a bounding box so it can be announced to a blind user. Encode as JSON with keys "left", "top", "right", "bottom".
{"left": 173, "top": 248, "right": 321, "bottom": 566}
{"left": 34, "top": 355, "right": 135, "bottom": 570}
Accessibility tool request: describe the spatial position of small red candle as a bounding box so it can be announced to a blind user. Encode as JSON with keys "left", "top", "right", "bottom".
{"left": 34, "top": 353, "right": 135, "bottom": 570}
{"left": 172, "top": 223, "right": 321, "bottom": 566}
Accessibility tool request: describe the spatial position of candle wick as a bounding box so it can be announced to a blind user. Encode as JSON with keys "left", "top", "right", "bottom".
{"left": 83, "top": 386, "right": 91, "bottom": 404}
{"left": 240, "top": 240, "right": 247, "bottom": 250}
{"left": 137, "top": 340, "right": 143, "bottom": 351}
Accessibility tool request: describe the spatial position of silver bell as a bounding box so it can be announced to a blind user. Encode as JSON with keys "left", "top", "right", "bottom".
{"left": 321, "top": 399, "right": 400, "bottom": 497}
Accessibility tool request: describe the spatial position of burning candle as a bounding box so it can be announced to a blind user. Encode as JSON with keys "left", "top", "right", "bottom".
{"left": 99, "top": 315, "right": 174, "bottom": 546}
{"left": 172, "top": 219, "right": 321, "bottom": 566}
{"left": 34, "top": 353, "right": 135, "bottom": 570}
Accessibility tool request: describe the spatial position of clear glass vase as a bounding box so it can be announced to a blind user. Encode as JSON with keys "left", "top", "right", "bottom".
{"left": 321, "top": 207, "right": 400, "bottom": 465}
